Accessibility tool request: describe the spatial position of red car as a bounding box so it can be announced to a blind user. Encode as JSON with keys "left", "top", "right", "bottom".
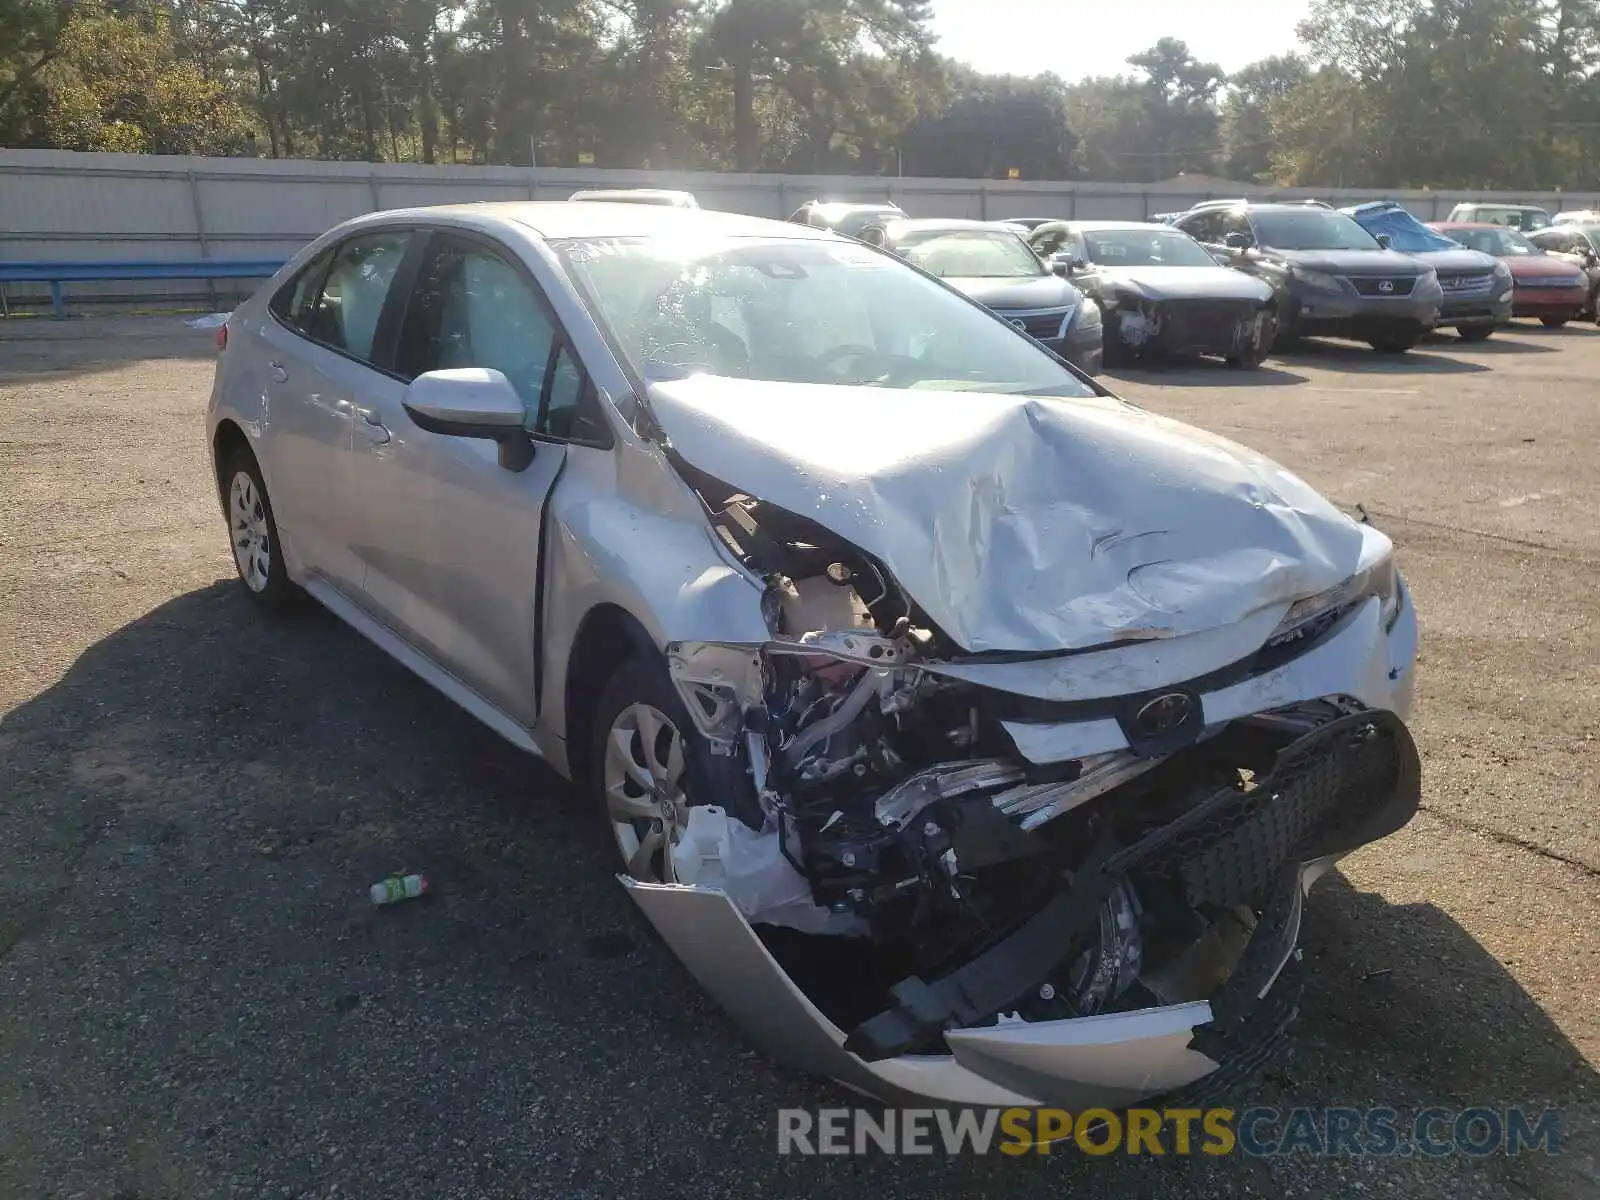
{"left": 1429, "top": 222, "right": 1590, "bottom": 326}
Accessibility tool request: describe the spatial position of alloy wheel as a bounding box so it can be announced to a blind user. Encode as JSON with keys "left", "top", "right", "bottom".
{"left": 229, "top": 470, "right": 272, "bottom": 593}
{"left": 602, "top": 701, "right": 690, "bottom": 881}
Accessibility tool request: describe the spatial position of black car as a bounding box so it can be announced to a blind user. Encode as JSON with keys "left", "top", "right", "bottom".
{"left": 1174, "top": 202, "right": 1444, "bottom": 353}
{"left": 859, "top": 218, "right": 1103, "bottom": 375}
{"left": 787, "top": 200, "right": 908, "bottom": 240}
{"left": 1342, "top": 202, "right": 1511, "bottom": 340}
{"left": 1027, "top": 220, "right": 1279, "bottom": 367}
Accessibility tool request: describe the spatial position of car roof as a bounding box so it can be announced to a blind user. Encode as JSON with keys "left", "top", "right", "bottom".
{"left": 1059, "top": 220, "right": 1187, "bottom": 232}
{"left": 359, "top": 201, "right": 832, "bottom": 241}
{"left": 1454, "top": 202, "right": 1545, "bottom": 211}
{"left": 567, "top": 188, "right": 697, "bottom": 206}
{"left": 1430, "top": 221, "right": 1502, "bottom": 229}
{"left": 804, "top": 200, "right": 905, "bottom": 214}
{"left": 878, "top": 218, "right": 1008, "bottom": 234}
{"left": 1182, "top": 199, "right": 1332, "bottom": 214}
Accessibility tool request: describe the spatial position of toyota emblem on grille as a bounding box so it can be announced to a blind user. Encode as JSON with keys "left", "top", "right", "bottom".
{"left": 1379, "top": 279, "right": 1395, "bottom": 293}
{"left": 1134, "top": 693, "right": 1194, "bottom": 737}
{"left": 1009, "top": 318, "right": 1028, "bottom": 329}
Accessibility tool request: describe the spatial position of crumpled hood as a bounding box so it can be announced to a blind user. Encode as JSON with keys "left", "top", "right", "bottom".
{"left": 1094, "top": 266, "right": 1273, "bottom": 302}
{"left": 648, "top": 376, "right": 1368, "bottom": 654}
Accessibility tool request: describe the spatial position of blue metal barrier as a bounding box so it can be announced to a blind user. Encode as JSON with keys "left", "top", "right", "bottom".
{"left": 0, "top": 259, "right": 285, "bottom": 319}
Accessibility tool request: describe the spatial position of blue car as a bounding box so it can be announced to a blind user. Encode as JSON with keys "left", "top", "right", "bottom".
{"left": 1342, "top": 201, "right": 1513, "bottom": 341}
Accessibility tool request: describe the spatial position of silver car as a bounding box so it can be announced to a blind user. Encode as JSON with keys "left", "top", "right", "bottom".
{"left": 207, "top": 202, "right": 1421, "bottom": 1109}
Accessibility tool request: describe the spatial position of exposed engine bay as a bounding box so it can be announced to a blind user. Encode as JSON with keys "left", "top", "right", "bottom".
{"left": 656, "top": 471, "right": 1422, "bottom": 1066}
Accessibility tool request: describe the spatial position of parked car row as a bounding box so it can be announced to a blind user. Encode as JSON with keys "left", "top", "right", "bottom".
{"left": 568, "top": 188, "right": 1598, "bottom": 367}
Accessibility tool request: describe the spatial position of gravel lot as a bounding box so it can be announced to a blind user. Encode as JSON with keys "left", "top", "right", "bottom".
{"left": 1, "top": 316, "right": 1595, "bottom": 1198}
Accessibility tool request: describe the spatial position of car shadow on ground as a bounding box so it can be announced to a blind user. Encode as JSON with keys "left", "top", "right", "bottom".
{"left": 0, "top": 318, "right": 216, "bottom": 385}
{"left": 0, "top": 585, "right": 1595, "bottom": 1196}
{"left": 1106, "top": 361, "right": 1310, "bottom": 388}
{"left": 1272, "top": 338, "right": 1494, "bottom": 373}
{"left": 1419, "top": 329, "right": 1567, "bottom": 355}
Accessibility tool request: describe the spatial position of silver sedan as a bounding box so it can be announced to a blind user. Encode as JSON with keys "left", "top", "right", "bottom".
{"left": 208, "top": 202, "right": 1422, "bottom": 1109}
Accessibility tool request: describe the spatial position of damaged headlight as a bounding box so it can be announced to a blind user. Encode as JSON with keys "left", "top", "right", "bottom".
{"left": 1268, "top": 554, "right": 1403, "bottom": 647}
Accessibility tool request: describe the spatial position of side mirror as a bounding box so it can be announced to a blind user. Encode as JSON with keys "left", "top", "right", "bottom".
{"left": 1223, "top": 231, "right": 1253, "bottom": 250}
{"left": 1050, "top": 257, "right": 1071, "bottom": 277}
{"left": 402, "top": 367, "right": 534, "bottom": 472}
{"left": 1376, "top": 233, "right": 1393, "bottom": 249}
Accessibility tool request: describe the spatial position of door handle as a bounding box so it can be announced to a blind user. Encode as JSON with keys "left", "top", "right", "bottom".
{"left": 269, "top": 361, "right": 288, "bottom": 383}
{"left": 355, "top": 407, "right": 392, "bottom": 445}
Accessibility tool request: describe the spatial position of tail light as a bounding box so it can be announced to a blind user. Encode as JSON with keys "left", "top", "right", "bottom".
{"left": 215, "top": 324, "right": 229, "bottom": 351}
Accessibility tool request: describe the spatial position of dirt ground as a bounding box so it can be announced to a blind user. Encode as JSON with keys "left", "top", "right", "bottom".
{"left": 0, "top": 316, "right": 1595, "bottom": 1199}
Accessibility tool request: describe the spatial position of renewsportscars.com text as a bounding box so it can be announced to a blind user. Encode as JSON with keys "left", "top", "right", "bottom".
{"left": 776, "top": 1106, "right": 1563, "bottom": 1157}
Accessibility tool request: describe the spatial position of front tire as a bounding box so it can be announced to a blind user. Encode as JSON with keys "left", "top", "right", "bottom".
{"left": 589, "top": 655, "right": 755, "bottom": 882}
{"left": 1457, "top": 325, "right": 1496, "bottom": 342}
{"left": 1541, "top": 316, "right": 1570, "bottom": 328}
{"left": 223, "top": 450, "right": 297, "bottom": 612}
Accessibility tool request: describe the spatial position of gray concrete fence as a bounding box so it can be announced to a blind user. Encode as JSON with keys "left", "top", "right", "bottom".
{"left": 4, "top": 148, "right": 1599, "bottom": 313}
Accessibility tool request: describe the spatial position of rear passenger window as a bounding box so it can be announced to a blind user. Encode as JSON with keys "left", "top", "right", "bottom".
{"left": 270, "top": 249, "right": 334, "bottom": 329}
{"left": 313, "top": 232, "right": 412, "bottom": 361}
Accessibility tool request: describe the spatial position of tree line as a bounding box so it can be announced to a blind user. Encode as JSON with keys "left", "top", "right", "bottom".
{"left": 5, "top": 0, "right": 1600, "bottom": 189}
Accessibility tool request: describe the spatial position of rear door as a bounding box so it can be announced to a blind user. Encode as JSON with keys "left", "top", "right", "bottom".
{"left": 256, "top": 229, "right": 414, "bottom": 596}
{"left": 347, "top": 229, "right": 600, "bottom": 725}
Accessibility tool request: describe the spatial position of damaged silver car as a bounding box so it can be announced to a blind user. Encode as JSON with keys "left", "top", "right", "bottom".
{"left": 207, "top": 201, "right": 1421, "bottom": 1110}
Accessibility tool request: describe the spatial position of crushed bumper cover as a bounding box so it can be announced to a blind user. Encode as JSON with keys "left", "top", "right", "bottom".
{"left": 623, "top": 708, "right": 1421, "bottom": 1108}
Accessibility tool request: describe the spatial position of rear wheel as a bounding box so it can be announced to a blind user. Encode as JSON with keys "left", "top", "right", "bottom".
{"left": 1225, "top": 346, "right": 1265, "bottom": 369}
{"left": 1541, "top": 316, "right": 1570, "bottom": 328}
{"left": 223, "top": 450, "right": 298, "bottom": 612}
{"left": 1457, "top": 325, "right": 1496, "bottom": 342}
{"left": 1369, "top": 336, "right": 1418, "bottom": 353}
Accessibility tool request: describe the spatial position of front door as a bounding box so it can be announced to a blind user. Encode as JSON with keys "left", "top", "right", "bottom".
{"left": 347, "top": 231, "right": 571, "bottom": 726}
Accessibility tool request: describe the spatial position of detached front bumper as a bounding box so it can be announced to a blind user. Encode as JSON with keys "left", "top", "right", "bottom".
{"left": 1107, "top": 298, "right": 1272, "bottom": 360}
{"left": 625, "top": 707, "right": 1420, "bottom": 1109}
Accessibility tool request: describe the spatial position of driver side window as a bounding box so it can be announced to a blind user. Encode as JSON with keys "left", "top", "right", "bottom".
{"left": 396, "top": 234, "right": 557, "bottom": 418}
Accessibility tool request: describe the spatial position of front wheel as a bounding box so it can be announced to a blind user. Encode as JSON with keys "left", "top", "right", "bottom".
{"left": 1457, "top": 325, "right": 1496, "bottom": 342}
{"left": 589, "top": 655, "right": 755, "bottom": 882}
{"left": 223, "top": 451, "right": 298, "bottom": 612}
{"left": 1541, "top": 316, "right": 1570, "bottom": 328}
{"left": 1225, "top": 347, "right": 1265, "bottom": 369}
{"left": 1369, "top": 336, "right": 1418, "bottom": 354}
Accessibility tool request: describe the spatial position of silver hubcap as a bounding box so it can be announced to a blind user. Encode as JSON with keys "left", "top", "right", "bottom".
{"left": 229, "top": 470, "right": 271, "bottom": 593}
{"left": 602, "top": 702, "right": 689, "bottom": 882}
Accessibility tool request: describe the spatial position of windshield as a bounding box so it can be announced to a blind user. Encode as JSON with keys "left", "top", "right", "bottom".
{"left": 1349, "top": 207, "right": 1464, "bottom": 253}
{"left": 896, "top": 230, "right": 1046, "bottom": 279}
{"left": 1459, "top": 206, "right": 1549, "bottom": 231}
{"left": 1252, "top": 210, "right": 1382, "bottom": 251}
{"left": 1082, "top": 229, "right": 1217, "bottom": 268}
{"left": 1444, "top": 226, "right": 1540, "bottom": 256}
{"left": 553, "top": 235, "right": 1093, "bottom": 395}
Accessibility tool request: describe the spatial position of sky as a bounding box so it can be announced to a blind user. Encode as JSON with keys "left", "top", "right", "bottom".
{"left": 929, "top": 0, "right": 1312, "bottom": 81}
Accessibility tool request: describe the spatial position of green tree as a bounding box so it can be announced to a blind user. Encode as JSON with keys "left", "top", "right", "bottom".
{"left": 1221, "top": 54, "right": 1309, "bottom": 182}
